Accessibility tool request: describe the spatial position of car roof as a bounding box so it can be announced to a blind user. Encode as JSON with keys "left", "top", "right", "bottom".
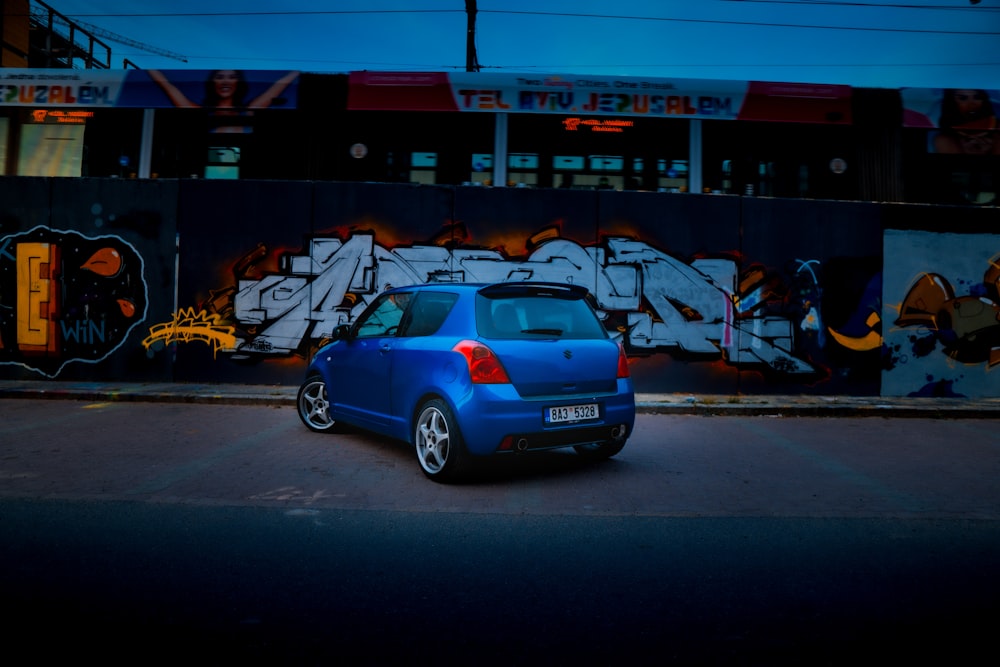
{"left": 387, "top": 282, "right": 589, "bottom": 299}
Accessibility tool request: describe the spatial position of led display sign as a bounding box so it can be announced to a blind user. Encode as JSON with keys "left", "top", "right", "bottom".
{"left": 29, "top": 109, "right": 93, "bottom": 124}
{"left": 562, "top": 118, "right": 634, "bottom": 133}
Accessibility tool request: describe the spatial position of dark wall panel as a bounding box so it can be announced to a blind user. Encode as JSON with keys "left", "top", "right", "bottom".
{"left": 173, "top": 179, "right": 314, "bottom": 385}
{"left": 452, "top": 186, "right": 602, "bottom": 286}
{"left": 738, "top": 198, "right": 883, "bottom": 395}
{"left": 0, "top": 176, "right": 51, "bottom": 231}
{"left": 312, "top": 182, "right": 457, "bottom": 240}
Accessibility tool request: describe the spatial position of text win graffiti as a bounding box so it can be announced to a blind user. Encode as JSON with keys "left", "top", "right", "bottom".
{"left": 0, "top": 227, "right": 148, "bottom": 377}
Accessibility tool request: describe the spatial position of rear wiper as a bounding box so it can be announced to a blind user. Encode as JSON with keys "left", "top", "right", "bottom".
{"left": 521, "top": 328, "right": 563, "bottom": 336}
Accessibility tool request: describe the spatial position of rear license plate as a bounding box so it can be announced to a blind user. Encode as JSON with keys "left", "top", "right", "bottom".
{"left": 546, "top": 403, "right": 598, "bottom": 424}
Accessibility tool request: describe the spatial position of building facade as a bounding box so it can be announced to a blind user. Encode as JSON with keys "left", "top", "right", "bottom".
{"left": 0, "top": 68, "right": 995, "bottom": 208}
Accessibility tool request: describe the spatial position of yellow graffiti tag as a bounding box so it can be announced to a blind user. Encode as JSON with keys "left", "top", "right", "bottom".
{"left": 142, "top": 307, "right": 237, "bottom": 358}
{"left": 827, "top": 311, "right": 883, "bottom": 352}
{"left": 16, "top": 242, "right": 59, "bottom": 352}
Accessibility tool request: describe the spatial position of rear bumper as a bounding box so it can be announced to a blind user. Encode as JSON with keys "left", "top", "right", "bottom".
{"left": 499, "top": 423, "right": 630, "bottom": 453}
{"left": 454, "top": 379, "right": 636, "bottom": 456}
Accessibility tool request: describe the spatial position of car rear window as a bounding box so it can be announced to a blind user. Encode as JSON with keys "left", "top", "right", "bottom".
{"left": 476, "top": 291, "right": 608, "bottom": 340}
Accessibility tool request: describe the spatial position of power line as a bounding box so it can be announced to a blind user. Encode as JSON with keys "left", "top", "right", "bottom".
{"left": 43, "top": 2, "right": 997, "bottom": 77}
{"left": 55, "top": 7, "right": 1000, "bottom": 36}
{"left": 478, "top": 9, "right": 1000, "bottom": 35}
{"left": 132, "top": 51, "right": 996, "bottom": 70}
{"left": 722, "top": 0, "right": 1000, "bottom": 9}
{"left": 58, "top": 10, "right": 465, "bottom": 18}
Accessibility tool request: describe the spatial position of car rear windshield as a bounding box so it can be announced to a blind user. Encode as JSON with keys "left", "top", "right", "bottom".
{"left": 476, "top": 289, "right": 608, "bottom": 340}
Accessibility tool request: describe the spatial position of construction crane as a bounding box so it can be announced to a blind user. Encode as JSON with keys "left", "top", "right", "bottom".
{"left": 70, "top": 18, "right": 188, "bottom": 64}
{"left": 29, "top": 1, "right": 187, "bottom": 65}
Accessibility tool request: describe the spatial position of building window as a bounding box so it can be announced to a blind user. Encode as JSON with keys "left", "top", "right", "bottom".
{"left": 18, "top": 124, "right": 86, "bottom": 177}
{"left": 410, "top": 151, "right": 437, "bottom": 185}
{"left": 508, "top": 152, "right": 539, "bottom": 187}
{"left": 205, "top": 146, "right": 240, "bottom": 179}
{"left": 470, "top": 153, "right": 493, "bottom": 185}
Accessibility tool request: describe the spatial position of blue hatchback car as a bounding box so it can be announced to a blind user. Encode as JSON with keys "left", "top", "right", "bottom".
{"left": 297, "top": 282, "right": 635, "bottom": 482}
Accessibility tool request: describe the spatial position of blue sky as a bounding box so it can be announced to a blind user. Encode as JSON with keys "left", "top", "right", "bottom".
{"left": 42, "top": 0, "right": 1000, "bottom": 89}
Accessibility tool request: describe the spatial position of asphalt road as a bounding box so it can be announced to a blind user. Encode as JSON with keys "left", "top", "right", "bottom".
{"left": 2, "top": 399, "right": 999, "bottom": 665}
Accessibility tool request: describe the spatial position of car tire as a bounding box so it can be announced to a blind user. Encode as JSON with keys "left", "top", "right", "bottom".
{"left": 573, "top": 440, "right": 626, "bottom": 460}
{"left": 297, "top": 375, "right": 338, "bottom": 433}
{"left": 414, "top": 398, "right": 467, "bottom": 483}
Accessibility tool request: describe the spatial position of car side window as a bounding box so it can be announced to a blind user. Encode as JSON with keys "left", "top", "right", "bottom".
{"left": 399, "top": 292, "right": 458, "bottom": 337}
{"left": 354, "top": 292, "right": 412, "bottom": 338}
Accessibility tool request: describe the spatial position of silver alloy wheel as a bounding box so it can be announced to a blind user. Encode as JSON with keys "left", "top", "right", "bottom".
{"left": 297, "top": 377, "right": 335, "bottom": 432}
{"left": 415, "top": 404, "right": 451, "bottom": 475}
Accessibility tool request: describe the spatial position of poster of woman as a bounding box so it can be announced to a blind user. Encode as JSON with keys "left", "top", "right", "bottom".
{"left": 139, "top": 69, "right": 299, "bottom": 133}
{"left": 902, "top": 88, "right": 1000, "bottom": 155}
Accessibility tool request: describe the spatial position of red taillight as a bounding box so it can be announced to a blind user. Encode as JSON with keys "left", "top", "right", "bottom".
{"left": 453, "top": 340, "right": 511, "bottom": 384}
{"left": 616, "top": 342, "right": 630, "bottom": 379}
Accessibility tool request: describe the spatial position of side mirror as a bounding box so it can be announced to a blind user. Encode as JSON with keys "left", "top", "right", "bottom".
{"left": 333, "top": 323, "right": 354, "bottom": 341}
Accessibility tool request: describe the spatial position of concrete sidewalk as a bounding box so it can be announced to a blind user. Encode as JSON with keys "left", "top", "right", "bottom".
{"left": 2, "top": 379, "right": 999, "bottom": 417}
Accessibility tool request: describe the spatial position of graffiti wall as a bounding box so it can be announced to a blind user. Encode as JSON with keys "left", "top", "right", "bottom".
{"left": 1, "top": 176, "right": 997, "bottom": 398}
{"left": 884, "top": 229, "right": 1000, "bottom": 398}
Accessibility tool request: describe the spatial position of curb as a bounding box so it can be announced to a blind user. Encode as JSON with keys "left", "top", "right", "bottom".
{"left": 3, "top": 382, "right": 1000, "bottom": 417}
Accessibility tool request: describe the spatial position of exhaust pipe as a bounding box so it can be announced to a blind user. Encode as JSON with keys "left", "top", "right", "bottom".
{"left": 611, "top": 424, "right": 627, "bottom": 440}
{"left": 515, "top": 438, "right": 529, "bottom": 452}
